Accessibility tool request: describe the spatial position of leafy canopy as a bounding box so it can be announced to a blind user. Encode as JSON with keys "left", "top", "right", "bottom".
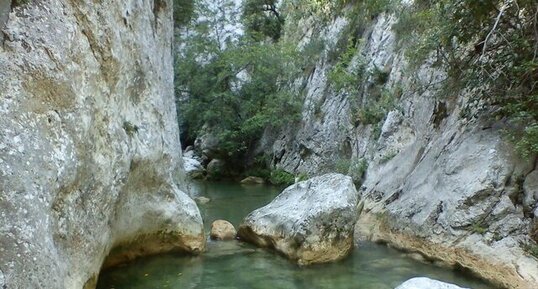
{"left": 175, "top": 0, "right": 302, "bottom": 164}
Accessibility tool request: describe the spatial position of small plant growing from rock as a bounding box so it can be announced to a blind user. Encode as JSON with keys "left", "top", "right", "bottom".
{"left": 269, "top": 169, "right": 295, "bottom": 186}
{"left": 12, "top": 0, "right": 31, "bottom": 7}
{"left": 522, "top": 242, "right": 538, "bottom": 259}
{"left": 123, "top": 121, "right": 139, "bottom": 137}
{"left": 380, "top": 150, "right": 398, "bottom": 162}
{"left": 471, "top": 222, "right": 488, "bottom": 235}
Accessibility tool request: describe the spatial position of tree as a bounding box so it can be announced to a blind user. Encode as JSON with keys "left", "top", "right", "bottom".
{"left": 395, "top": 0, "right": 538, "bottom": 156}
{"left": 174, "top": 0, "right": 302, "bottom": 168}
{"left": 242, "top": 0, "right": 284, "bottom": 41}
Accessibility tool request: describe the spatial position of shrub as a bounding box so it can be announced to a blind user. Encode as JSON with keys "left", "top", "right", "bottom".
{"left": 523, "top": 242, "right": 538, "bottom": 259}
{"left": 269, "top": 169, "right": 295, "bottom": 186}
{"left": 394, "top": 0, "right": 538, "bottom": 157}
{"left": 471, "top": 222, "right": 487, "bottom": 235}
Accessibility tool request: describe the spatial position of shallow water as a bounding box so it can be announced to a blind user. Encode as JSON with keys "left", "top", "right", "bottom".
{"left": 97, "top": 181, "right": 494, "bottom": 289}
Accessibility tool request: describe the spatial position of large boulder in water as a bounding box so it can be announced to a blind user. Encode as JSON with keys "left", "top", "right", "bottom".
{"left": 237, "top": 173, "right": 359, "bottom": 265}
{"left": 395, "top": 277, "right": 468, "bottom": 289}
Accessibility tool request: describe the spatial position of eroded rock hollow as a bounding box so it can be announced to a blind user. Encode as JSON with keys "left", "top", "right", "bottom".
{"left": 0, "top": 1, "right": 204, "bottom": 288}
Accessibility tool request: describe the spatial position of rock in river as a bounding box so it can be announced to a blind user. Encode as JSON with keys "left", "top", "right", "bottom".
{"left": 395, "top": 277, "right": 468, "bottom": 289}
{"left": 210, "top": 220, "right": 237, "bottom": 240}
{"left": 238, "top": 173, "right": 359, "bottom": 265}
{"left": 240, "top": 176, "right": 265, "bottom": 185}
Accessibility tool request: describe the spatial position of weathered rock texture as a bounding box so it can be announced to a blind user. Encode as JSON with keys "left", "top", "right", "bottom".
{"left": 262, "top": 3, "right": 538, "bottom": 289}
{"left": 238, "top": 173, "right": 359, "bottom": 265}
{"left": 395, "top": 277, "right": 468, "bottom": 289}
{"left": 210, "top": 220, "right": 237, "bottom": 241}
{"left": 0, "top": 1, "right": 204, "bottom": 288}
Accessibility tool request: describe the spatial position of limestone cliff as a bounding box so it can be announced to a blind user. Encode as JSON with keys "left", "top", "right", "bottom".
{"left": 264, "top": 5, "right": 538, "bottom": 289}
{"left": 0, "top": 1, "right": 204, "bottom": 288}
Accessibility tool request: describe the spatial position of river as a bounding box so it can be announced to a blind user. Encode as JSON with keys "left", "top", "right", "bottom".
{"left": 96, "top": 181, "right": 494, "bottom": 289}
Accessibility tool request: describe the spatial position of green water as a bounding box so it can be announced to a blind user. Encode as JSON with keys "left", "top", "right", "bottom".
{"left": 97, "top": 181, "right": 494, "bottom": 289}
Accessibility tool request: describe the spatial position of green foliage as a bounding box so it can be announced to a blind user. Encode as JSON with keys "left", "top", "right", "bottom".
{"left": 354, "top": 87, "right": 399, "bottom": 126}
{"left": 333, "top": 158, "right": 368, "bottom": 186}
{"left": 350, "top": 158, "right": 368, "bottom": 183}
{"left": 243, "top": 0, "right": 284, "bottom": 41}
{"left": 523, "top": 242, "right": 538, "bottom": 259}
{"left": 471, "top": 222, "right": 487, "bottom": 235}
{"left": 380, "top": 150, "right": 398, "bottom": 162}
{"left": 394, "top": 0, "right": 538, "bottom": 156}
{"left": 12, "top": 0, "right": 31, "bottom": 6}
{"left": 173, "top": 0, "right": 194, "bottom": 27}
{"left": 334, "top": 158, "right": 352, "bottom": 175}
{"left": 328, "top": 37, "right": 364, "bottom": 93}
{"left": 176, "top": 1, "right": 302, "bottom": 166}
{"left": 295, "top": 172, "right": 309, "bottom": 182}
{"left": 269, "top": 169, "right": 295, "bottom": 186}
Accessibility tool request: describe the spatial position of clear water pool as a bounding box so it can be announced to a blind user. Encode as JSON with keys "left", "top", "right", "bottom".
{"left": 96, "top": 181, "right": 494, "bottom": 289}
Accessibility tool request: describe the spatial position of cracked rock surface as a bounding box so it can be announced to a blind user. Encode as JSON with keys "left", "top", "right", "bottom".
{"left": 238, "top": 173, "right": 359, "bottom": 265}
{"left": 0, "top": 1, "right": 204, "bottom": 288}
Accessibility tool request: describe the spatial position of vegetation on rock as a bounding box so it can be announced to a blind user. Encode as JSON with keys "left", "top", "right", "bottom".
{"left": 394, "top": 0, "right": 538, "bottom": 157}
{"left": 175, "top": 0, "right": 303, "bottom": 173}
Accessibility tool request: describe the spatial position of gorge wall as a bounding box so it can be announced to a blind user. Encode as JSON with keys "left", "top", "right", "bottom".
{"left": 0, "top": 1, "right": 204, "bottom": 288}
{"left": 262, "top": 4, "right": 538, "bottom": 289}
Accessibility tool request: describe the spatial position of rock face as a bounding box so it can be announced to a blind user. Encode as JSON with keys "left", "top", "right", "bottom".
{"left": 524, "top": 171, "right": 538, "bottom": 214}
{"left": 260, "top": 4, "right": 538, "bottom": 289}
{"left": 238, "top": 173, "right": 359, "bottom": 265}
{"left": 210, "top": 220, "right": 237, "bottom": 241}
{"left": 395, "top": 278, "right": 468, "bottom": 289}
{"left": 207, "top": 158, "right": 226, "bottom": 179}
{"left": 0, "top": 1, "right": 204, "bottom": 289}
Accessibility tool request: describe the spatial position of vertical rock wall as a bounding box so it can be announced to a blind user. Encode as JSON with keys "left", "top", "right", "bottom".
{"left": 0, "top": 1, "right": 204, "bottom": 288}
{"left": 265, "top": 5, "right": 538, "bottom": 289}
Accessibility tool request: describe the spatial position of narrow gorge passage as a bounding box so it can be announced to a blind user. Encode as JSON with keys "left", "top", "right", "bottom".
{"left": 96, "top": 182, "right": 493, "bottom": 289}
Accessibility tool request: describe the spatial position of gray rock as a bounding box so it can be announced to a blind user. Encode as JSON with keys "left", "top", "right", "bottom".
{"left": 523, "top": 171, "right": 538, "bottom": 211}
{"left": 260, "top": 7, "right": 538, "bottom": 288}
{"left": 0, "top": 0, "right": 9, "bottom": 45}
{"left": 194, "top": 130, "right": 220, "bottom": 160}
{"left": 0, "top": 268, "right": 4, "bottom": 288}
{"left": 183, "top": 155, "right": 205, "bottom": 179}
{"left": 395, "top": 277, "right": 468, "bottom": 289}
{"left": 238, "top": 173, "right": 359, "bottom": 265}
{"left": 207, "top": 158, "right": 226, "bottom": 179}
{"left": 0, "top": 1, "right": 204, "bottom": 288}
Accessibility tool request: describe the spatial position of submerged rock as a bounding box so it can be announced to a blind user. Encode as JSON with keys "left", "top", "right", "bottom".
{"left": 395, "top": 277, "right": 468, "bottom": 289}
{"left": 240, "top": 176, "right": 265, "bottom": 185}
{"left": 204, "top": 240, "right": 256, "bottom": 258}
{"left": 195, "top": 196, "right": 211, "bottom": 204}
{"left": 238, "top": 173, "right": 359, "bottom": 265}
{"left": 210, "top": 220, "right": 237, "bottom": 241}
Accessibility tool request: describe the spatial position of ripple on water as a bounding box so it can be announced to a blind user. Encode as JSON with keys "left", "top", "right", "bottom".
{"left": 97, "top": 181, "right": 495, "bottom": 289}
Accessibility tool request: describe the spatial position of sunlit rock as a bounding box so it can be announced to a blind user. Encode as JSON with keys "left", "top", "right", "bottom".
{"left": 395, "top": 277, "right": 468, "bottom": 289}
{"left": 238, "top": 173, "right": 359, "bottom": 265}
{"left": 210, "top": 220, "right": 237, "bottom": 241}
